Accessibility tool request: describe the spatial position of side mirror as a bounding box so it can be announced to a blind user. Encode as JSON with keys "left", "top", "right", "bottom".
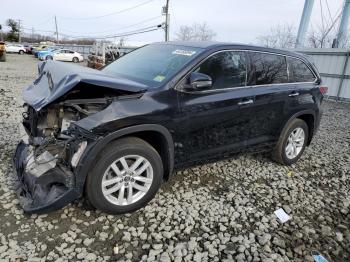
{"left": 188, "top": 72, "right": 212, "bottom": 91}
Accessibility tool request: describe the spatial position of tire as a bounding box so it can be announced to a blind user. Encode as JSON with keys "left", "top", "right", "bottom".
{"left": 272, "top": 118, "right": 309, "bottom": 165}
{"left": 85, "top": 137, "right": 163, "bottom": 214}
{"left": 19, "top": 50, "right": 24, "bottom": 55}
{"left": 46, "top": 56, "right": 53, "bottom": 60}
{"left": 72, "top": 57, "right": 79, "bottom": 63}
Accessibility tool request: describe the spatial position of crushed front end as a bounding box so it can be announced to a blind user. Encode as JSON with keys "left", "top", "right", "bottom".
{"left": 13, "top": 103, "right": 98, "bottom": 213}
{"left": 13, "top": 60, "right": 146, "bottom": 213}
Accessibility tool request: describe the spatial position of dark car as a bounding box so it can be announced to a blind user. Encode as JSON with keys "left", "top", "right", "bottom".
{"left": 13, "top": 41, "right": 327, "bottom": 214}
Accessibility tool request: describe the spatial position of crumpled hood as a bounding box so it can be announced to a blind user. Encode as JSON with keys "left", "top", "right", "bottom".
{"left": 23, "top": 60, "right": 148, "bottom": 111}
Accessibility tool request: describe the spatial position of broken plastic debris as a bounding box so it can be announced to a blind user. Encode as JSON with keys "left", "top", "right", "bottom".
{"left": 312, "top": 251, "right": 328, "bottom": 262}
{"left": 287, "top": 171, "right": 294, "bottom": 177}
{"left": 113, "top": 245, "right": 119, "bottom": 254}
{"left": 274, "top": 208, "right": 291, "bottom": 223}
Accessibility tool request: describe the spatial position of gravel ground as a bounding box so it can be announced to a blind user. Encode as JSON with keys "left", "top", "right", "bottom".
{"left": 0, "top": 54, "right": 349, "bottom": 262}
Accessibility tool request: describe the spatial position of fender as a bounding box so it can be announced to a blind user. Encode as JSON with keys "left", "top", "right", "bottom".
{"left": 278, "top": 109, "right": 318, "bottom": 145}
{"left": 74, "top": 124, "right": 175, "bottom": 191}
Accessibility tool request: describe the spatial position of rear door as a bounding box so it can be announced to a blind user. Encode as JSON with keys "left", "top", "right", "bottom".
{"left": 286, "top": 56, "right": 318, "bottom": 114}
{"left": 65, "top": 50, "right": 75, "bottom": 61}
{"left": 246, "top": 51, "right": 294, "bottom": 141}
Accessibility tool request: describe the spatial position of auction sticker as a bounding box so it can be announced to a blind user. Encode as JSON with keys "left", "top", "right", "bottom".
{"left": 172, "top": 49, "right": 196, "bottom": 56}
{"left": 153, "top": 75, "right": 166, "bottom": 82}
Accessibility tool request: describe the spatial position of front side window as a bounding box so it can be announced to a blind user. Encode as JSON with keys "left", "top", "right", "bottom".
{"left": 248, "top": 52, "right": 288, "bottom": 85}
{"left": 288, "top": 57, "right": 316, "bottom": 82}
{"left": 196, "top": 51, "right": 247, "bottom": 89}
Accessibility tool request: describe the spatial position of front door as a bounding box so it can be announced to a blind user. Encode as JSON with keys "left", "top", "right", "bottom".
{"left": 174, "top": 51, "right": 259, "bottom": 167}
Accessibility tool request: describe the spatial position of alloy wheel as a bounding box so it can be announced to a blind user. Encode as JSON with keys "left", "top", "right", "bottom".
{"left": 101, "top": 155, "right": 153, "bottom": 206}
{"left": 285, "top": 127, "right": 305, "bottom": 159}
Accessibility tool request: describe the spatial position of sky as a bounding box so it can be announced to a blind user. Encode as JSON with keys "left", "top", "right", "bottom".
{"left": 0, "top": 0, "right": 345, "bottom": 45}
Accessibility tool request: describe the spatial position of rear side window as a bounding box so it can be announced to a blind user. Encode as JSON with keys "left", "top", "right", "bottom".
{"left": 248, "top": 52, "right": 288, "bottom": 85}
{"left": 196, "top": 51, "right": 247, "bottom": 89}
{"left": 288, "top": 57, "right": 316, "bottom": 82}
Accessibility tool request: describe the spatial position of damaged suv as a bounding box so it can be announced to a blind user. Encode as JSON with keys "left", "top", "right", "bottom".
{"left": 14, "top": 42, "right": 326, "bottom": 214}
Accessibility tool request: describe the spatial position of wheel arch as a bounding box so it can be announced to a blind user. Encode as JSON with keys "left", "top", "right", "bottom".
{"left": 280, "top": 110, "right": 316, "bottom": 145}
{"left": 75, "top": 124, "right": 175, "bottom": 191}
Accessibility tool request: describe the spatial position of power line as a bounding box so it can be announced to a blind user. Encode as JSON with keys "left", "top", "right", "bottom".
{"left": 60, "top": 25, "right": 162, "bottom": 39}
{"left": 59, "top": 0, "right": 157, "bottom": 20}
{"left": 59, "top": 15, "right": 162, "bottom": 35}
{"left": 23, "top": 24, "right": 162, "bottom": 40}
{"left": 325, "top": 0, "right": 335, "bottom": 25}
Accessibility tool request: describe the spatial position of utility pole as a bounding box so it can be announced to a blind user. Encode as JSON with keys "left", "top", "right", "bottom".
{"left": 54, "top": 15, "right": 59, "bottom": 43}
{"left": 295, "top": 0, "right": 315, "bottom": 47}
{"left": 163, "top": 0, "right": 170, "bottom": 41}
{"left": 31, "top": 27, "right": 34, "bottom": 41}
{"left": 333, "top": 0, "right": 350, "bottom": 48}
{"left": 18, "top": 19, "right": 21, "bottom": 43}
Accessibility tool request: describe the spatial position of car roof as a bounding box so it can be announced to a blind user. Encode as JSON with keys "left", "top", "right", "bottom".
{"left": 153, "top": 41, "right": 307, "bottom": 60}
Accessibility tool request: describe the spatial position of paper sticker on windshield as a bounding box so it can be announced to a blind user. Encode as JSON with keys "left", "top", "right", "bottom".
{"left": 153, "top": 75, "right": 166, "bottom": 82}
{"left": 172, "top": 49, "right": 196, "bottom": 56}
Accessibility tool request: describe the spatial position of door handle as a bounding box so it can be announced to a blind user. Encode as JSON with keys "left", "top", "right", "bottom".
{"left": 289, "top": 92, "right": 300, "bottom": 97}
{"left": 238, "top": 99, "right": 254, "bottom": 105}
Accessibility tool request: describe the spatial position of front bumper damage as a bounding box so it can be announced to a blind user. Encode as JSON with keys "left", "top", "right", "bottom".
{"left": 13, "top": 139, "right": 81, "bottom": 213}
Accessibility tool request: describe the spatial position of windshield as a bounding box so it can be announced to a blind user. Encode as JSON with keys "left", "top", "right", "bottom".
{"left": 102, "top": 44, "right": 203, "bottom": 87}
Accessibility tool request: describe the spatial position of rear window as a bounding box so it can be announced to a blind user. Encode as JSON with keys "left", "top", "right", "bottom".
{"left": 287, "top": 57, "right": 316, "bottom": 82}
{"left": 248, "top": 52, "right": 288, "bottom": 85}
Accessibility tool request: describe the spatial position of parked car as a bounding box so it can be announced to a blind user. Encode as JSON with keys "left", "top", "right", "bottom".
{"left": 37, "top": 47, "right": 60, "bottom": 61}
{"left": 5, "top": 43, "right": 26, "bottom": 54}
{"left": 14, "top": 42, "right": 327, "bottom": 214}
{"left": 24, "top": 44, "right": 35, "bottom": 54}
{"left": 48, "top": 49, "right": 84, "bottom": 62}
{"left": 33, "top": 44, "right": 51, "bottom": 57}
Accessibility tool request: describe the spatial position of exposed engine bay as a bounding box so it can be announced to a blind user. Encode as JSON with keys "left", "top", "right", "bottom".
{"left": 13, "top": 60, "right": 146, "bottom": 213}
{"left": 15, "top": 99, "right": 109, "bottom": 213}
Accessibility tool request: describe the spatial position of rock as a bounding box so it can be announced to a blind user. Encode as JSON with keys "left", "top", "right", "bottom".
{"left": 235, "top": 253, "right": 246, "bottom": 262}
{"left": 257, "top": 233, "right": 271, "bottom": 246}
{"left": 83, "top": 238, "right": 94, "bottom": 246}
{"left": 336, "top": 232, "right": 344, "bottom": 242}
{"left": 86, "top": 253, "right": 97, "bottom": 261}
{"left": 272, "top": 237, "right": 285, "bottom": 248}
{"left": 140, "top": 233, "right": 147, "bottom": 240}
{"left": 321, "top": 225, "right": 332, "bottom": 237}
{"left": 122, "top": 232, "right": 131, "bottom": 242}
{"left": 153, "top": 243, "right": 163, "bottom": 250}
{"left": 293, "top": 245, "right": 304, "bottom": 256}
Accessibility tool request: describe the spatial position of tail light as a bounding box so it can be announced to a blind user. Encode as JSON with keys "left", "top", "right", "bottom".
{"left": 319, "top": 86, "right": 328, "bottom": 94}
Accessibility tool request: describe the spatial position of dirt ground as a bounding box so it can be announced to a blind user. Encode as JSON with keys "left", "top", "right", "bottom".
{"left": 0, "top": 54, "right": 349, "bottom": 262}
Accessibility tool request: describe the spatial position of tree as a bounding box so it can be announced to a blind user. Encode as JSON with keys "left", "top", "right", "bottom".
{"left": 175, "top": 22, "right": 216, "bottom": 41}
{"left": 257, "top": 24, "right": 296, "bottom": 49}
{"left": 6, "top": 19, "right": 19, "bottom": 42}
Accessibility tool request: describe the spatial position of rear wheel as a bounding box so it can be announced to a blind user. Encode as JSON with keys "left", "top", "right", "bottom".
{"left": 72, "top": 57, "right": 79, "bottom": 63}
{"left": 19, "top": 50, "right": 24, "bottom": 55}
{"left": 272, "top": 118, "right": 308, "bottom": 165}
{"left": 46, "top": 55, "right": 53, "bottom": 60}
{"left": 85, "top": 137, "right": 163, "bottom": 214}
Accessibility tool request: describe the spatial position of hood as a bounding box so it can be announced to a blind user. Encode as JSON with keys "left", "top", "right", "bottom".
{"left": 23, "top": 61, "right": 148, "bottom": 111}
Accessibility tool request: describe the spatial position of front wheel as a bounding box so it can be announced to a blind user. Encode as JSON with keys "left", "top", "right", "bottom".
{"left": 72, "top": 57, "right": 79, "bottom": 63}
{"left": 19, "top": 50, "right": 24, "bottom": 55}
{"left": 272, "top": 118, "right": 309, "bottom": 165}
{"left": 46, "top": 55, "right": 53, "bottom": 60}
{"left": 85, "top": 137, "right": 163, "bottom": 214}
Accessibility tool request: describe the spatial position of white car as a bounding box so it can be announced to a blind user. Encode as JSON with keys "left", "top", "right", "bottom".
{"left": 5, "top": 44, "right": 26, "bottom": 54}
{"left": 49, "top": 49, "right": 84, "bottom": 63}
